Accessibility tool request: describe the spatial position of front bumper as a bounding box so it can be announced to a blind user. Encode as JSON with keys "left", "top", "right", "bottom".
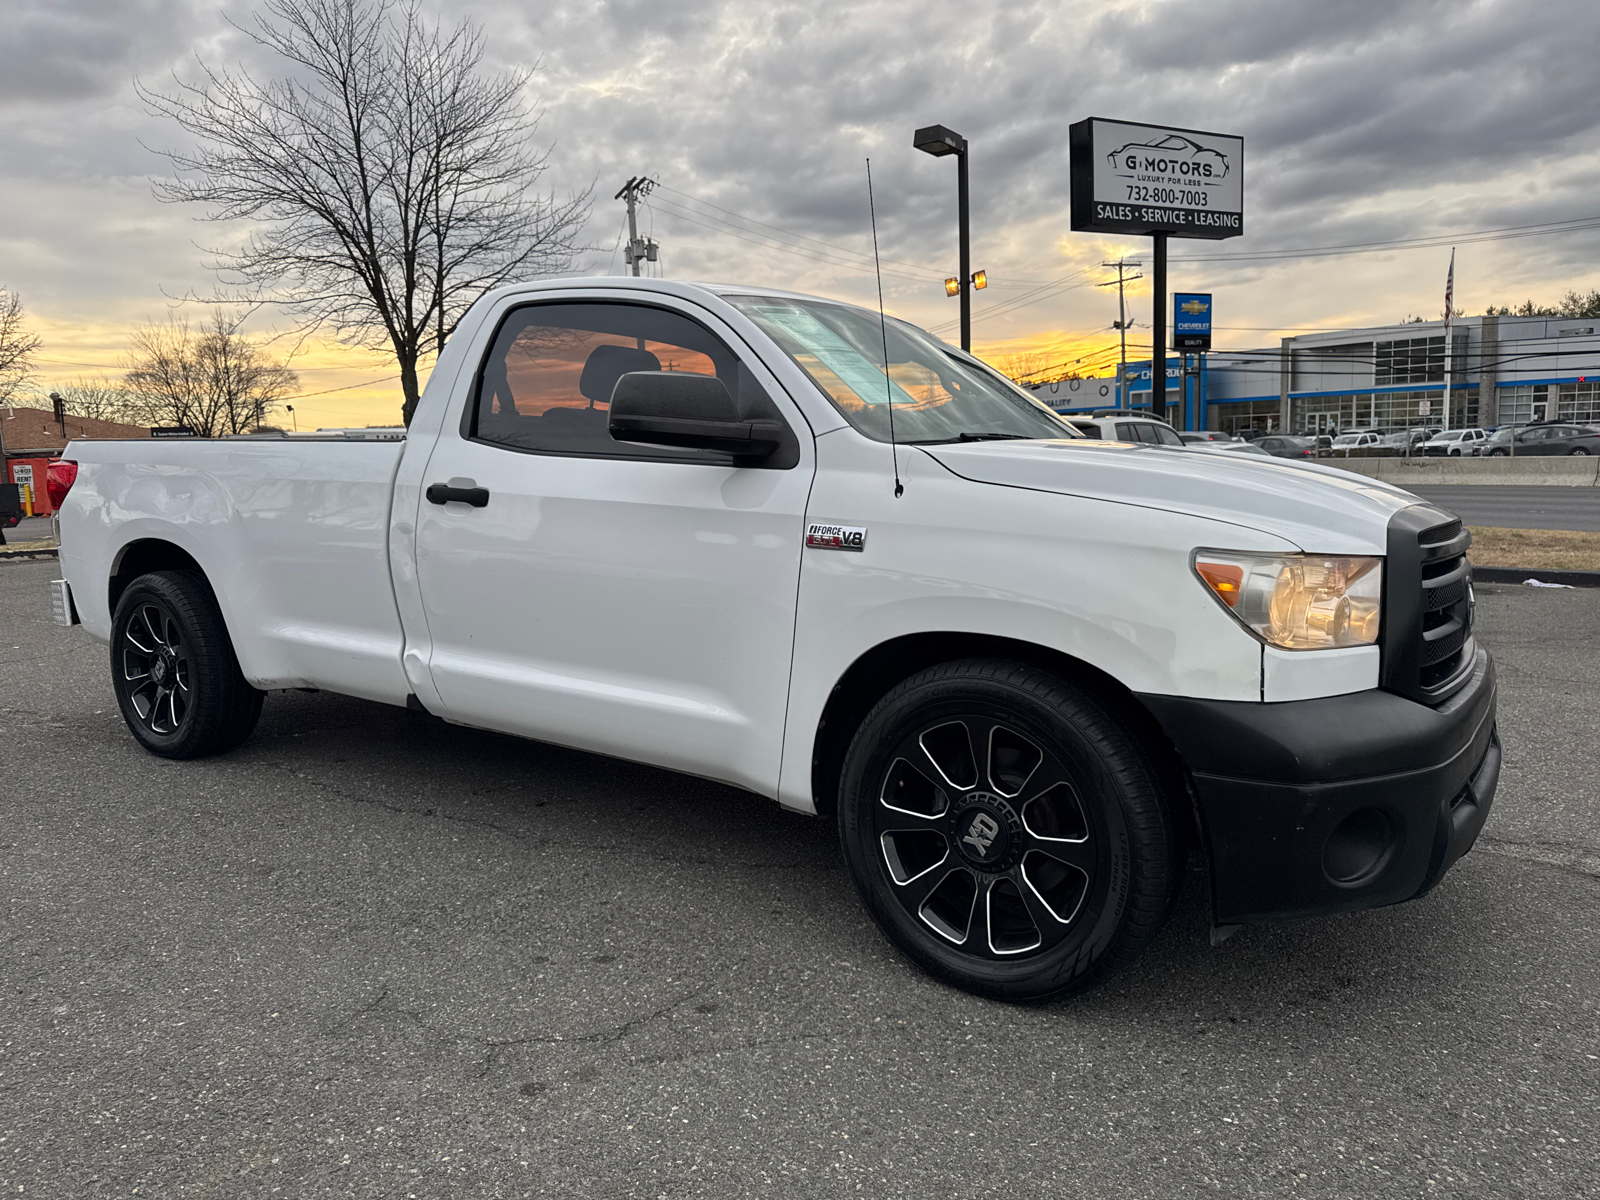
{"left": 1140, "top": 647, "right": 1499, "bottom": 924}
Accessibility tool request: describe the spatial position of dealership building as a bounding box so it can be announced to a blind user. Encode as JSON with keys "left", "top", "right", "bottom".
{"left": 1029, "top": 313, "right": 1600, "bottom": 435}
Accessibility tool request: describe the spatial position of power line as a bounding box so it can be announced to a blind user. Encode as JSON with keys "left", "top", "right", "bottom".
{"left": 1172, "top": 214, "right": 1600, "bottom": 264}
{"left": 281, "top": 374, "right": 402, "bottom": 401}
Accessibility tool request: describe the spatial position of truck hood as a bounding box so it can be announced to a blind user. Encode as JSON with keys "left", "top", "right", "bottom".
{"left": 922, "top": 439, "right": 1423, "bottom": 555}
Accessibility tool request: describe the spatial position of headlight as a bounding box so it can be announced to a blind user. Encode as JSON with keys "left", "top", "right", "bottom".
{"left": 1193, "top": 551, "right": 1382, "bottom": 650}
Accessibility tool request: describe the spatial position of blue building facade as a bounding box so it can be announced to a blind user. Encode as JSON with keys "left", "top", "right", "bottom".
{"left": 1027, "top": 314, "right": 1600, "bottom": 434}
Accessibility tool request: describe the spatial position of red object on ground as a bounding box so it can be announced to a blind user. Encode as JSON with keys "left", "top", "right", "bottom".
{"left": 47, "top": 459, "right": 78, "bottom": 509}
{"left": 5, "top": 457, "right": 55, "bottom": 516}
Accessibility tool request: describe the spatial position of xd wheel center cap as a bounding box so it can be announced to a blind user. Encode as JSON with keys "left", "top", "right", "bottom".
{"left": 952, "top": 795, "right": 1020, "bottom": 871}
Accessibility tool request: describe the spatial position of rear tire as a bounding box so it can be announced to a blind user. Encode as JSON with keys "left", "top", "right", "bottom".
{"left": 111, "top": 570, "right": 264, "bottom": 759}
{"left": 837, "top": 658, "right": 1183, "bottom": 1003}
{"left": 1570, "top": 448, "right": 1589, "bottom": 456}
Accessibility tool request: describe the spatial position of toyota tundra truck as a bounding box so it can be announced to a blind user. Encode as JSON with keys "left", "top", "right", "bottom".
{"left": 49, "top": 278, "right": 1499, "bottom": 1002}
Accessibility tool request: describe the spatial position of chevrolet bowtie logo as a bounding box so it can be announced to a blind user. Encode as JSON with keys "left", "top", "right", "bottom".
{"left": 1180, "top": 299, "right": 1209, "bottom": 315}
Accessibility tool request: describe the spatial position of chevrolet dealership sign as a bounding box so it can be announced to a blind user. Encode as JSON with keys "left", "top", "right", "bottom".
{"left": 1173, "top": 293, "right": 1213, "bottom": 350}
{"left": 1070, "top": 118, "right": 1244, "bottom": 240}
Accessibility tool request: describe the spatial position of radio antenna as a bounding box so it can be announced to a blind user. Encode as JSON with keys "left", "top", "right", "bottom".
{"left": 866, "top": 158, "right": 903, "bottom": 498}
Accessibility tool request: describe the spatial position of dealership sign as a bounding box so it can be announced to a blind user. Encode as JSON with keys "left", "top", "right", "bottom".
{"left": 1173, "top": 293, "right": 1213, "bottom": 350}
{"left": 1070, "top": 118, "right": 1244, "bottom": 240}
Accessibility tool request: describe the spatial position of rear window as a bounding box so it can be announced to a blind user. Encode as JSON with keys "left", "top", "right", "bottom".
{"left": 1070, "top": 421, "right": 1101, "bottom": 439}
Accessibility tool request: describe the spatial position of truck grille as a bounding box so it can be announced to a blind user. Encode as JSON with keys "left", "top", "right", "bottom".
{"left": 1381, "top": 506, "right": 1475, "bottom": 704}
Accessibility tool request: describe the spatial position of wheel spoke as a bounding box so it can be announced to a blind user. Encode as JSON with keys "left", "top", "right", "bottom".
{"left": 879, "top": 829, "right": 949, "bottom": 887}
{"left": 1019, "top": 851, "right": 1091, "bottom": 930}
{"left": 984, "top": 876, "right": 1043, "bottom": 955}
{"left": 1021, "top": 825, "right": 1095, "bottom": 874}
{"left": 917, "top": 720, "right": 979, "bottom": 790}
{"left": 879, "top": 756, "right": 948, "bottom": 820}
{"left": 1010, "top": 866, "right": 1079, "bottom": 950}
{"left": 141, "top": 606, "right": 168, "bottom": 651}
{"left": 987, "top": 723, "right": 1043, "bottom": 797}
{"left": 916, "top": 868, "right": 978, "bottom": 945}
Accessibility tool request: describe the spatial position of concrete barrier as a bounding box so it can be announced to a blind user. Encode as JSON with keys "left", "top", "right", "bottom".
{"left": 1322, "top": 456, "right": 1599, "bottom": 486}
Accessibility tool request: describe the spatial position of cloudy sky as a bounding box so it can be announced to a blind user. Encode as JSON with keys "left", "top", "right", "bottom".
{"left": 5, "top": 0, "right": 1600, "bottom": 427}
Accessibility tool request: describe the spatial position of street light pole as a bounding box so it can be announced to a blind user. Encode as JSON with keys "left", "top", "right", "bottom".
{"left": 914, "top": 124, "right": 973, "bottom": 352}
{"left": 957, "top": 148, "right": 970, "bottom": 353}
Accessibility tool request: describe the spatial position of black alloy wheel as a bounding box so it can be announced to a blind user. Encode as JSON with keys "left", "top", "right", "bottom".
{"left": 1571, "top": 447, "right": 1589, "bottom": 456}
{"left": 111, "top": 570, "right": 264, "bottom": 759}
{"left": 121, "top": 599, "right": 192, "bottom": 735}
{"left": 839, "top": 659, "right": 1183, "bottom": 1002}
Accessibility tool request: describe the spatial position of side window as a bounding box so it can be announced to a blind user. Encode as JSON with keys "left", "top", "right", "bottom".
{"left": 468, "top": 301, "right": 796, "bottom": 467}
{"left": 1151, "top": 424, "right": 1183, "bottom": 446}
{"left": 1115, "top": 422, "right": 1137, "bottom": 442}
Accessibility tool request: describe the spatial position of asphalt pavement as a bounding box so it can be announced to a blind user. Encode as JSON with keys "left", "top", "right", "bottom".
{"left": 1, "top": 558, "right": 1597, "bottom": 1199}
{"left": 2, "top": 515, "right": 52, "bottom": 544}
{"left": 1402, "top": 485, "right": 1600, "bottom": 532}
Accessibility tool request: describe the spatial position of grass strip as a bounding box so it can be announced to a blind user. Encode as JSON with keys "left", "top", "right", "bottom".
{"left": 1468, "top": 526, "right": 1600, "bottom": 571}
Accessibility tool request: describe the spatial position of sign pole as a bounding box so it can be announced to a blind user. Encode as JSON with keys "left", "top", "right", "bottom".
{"left": 1151, "top": 232, "right": 1167, "bottom": 423}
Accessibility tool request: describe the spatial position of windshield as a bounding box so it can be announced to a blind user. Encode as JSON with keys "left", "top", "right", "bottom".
{"left": 725, "top": 294, "right": 1074, "bottom": 443}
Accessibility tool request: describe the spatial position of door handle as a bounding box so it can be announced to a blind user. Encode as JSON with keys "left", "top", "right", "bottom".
{"left": 426, "top": 481, "right": 490, "bottom": 507}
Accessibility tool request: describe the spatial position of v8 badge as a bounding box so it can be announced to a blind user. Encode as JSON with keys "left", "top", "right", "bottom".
{"left": 805, "top": 523, "right": 867, "bottom": 552}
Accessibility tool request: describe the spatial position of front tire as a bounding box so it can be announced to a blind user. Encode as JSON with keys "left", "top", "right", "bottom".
{"left": 1570, "top": 448, "right": 1589, "bottom": 456}
{"left": 111, "top": 570, "right": 264, "bottom": 759}
{"left": 838, "top": 659, "right": 1183, "bottom": 1003}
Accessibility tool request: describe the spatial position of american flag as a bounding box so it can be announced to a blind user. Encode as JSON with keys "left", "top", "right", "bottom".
{"left": 1443, "top": 248, "right": 1455, "bottom": 322}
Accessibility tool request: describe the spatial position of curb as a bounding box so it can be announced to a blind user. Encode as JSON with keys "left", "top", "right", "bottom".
{"left": 0, "top": 547, "right": 58, "bottom": 562}
{"left": 1474, "top": 566, "right": 1600, "bottom": 588}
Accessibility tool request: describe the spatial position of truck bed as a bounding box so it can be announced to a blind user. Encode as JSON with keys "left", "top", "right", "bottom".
{"left": 60, "top": 437, "right": 413, "bottom": 706}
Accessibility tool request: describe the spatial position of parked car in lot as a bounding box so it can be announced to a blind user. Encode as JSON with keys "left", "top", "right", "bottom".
{"left": 1420, "top": 428, "right": 1488, "bottom": 456}
{"left": 1188, "top": 441, "right": 1275, "bottom": 458}
{"left": 1179, "top": 430, "right": 1236, "bottom": 444}
{"left": 1329, "top": 431, "right": 1383, "bottom": 455}
{"left": 1382, "top": 429, "right": 1435, "bottom": 453}
{"left": 1063, "top": 411, "right": 1185, "bottom": 446}
{"left": 47, "top": 277, "right": 1501, "bottom": 1004}
{"left": 1251, "top": 435, "right": 1317, "bottom": 460}
{"left": 1483, "top": 423, "right": 1600, "bottom": 456}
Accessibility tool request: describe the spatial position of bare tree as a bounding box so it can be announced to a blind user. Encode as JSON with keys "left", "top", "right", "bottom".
{"left": 123, "top": 312, "right": 299, "bottom": 436}
{"left": 48, "top": 376, "right": 140, "bottom": 424}
{"left": 140, "top": 0, "right": 591, "bottom": 425}
{"left": 0, "top": 287, "right": 42, "bottom": 404}
{"left": 993, "top": 350, "right": 1076, "bottom": 387}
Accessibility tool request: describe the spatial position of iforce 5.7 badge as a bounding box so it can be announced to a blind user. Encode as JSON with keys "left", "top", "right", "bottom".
{"left": 805, "top": 523, "right": 867, "bottom": 552}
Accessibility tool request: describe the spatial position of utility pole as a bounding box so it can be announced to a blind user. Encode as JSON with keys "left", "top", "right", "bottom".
{"left": 614, "top": 176, "right": 659, "bottom": 277}
{"left": 1098, "top": 259, "right": 1142, "bottom": 408}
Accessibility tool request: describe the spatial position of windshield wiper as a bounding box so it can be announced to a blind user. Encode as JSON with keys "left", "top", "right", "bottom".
{"left": 908, "top": 432, "right": 1035, "bottom": 444}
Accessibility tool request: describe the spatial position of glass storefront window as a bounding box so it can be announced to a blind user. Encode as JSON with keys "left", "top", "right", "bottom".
{"left": 1557, "top": 381, "right": 1600, "bottom": 424}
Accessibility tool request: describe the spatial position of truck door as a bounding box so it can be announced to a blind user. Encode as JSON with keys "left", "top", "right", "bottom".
{"left": 410, "top": 297, "right": 812, "bottom": 797}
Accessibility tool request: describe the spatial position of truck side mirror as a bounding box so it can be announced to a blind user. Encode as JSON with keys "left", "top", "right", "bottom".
{"left": 607, "top": 371, "right": 783, "bottom": 461}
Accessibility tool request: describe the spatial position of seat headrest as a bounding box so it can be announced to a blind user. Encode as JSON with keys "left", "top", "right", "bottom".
{"left": 579, "top": 344, "right": 662, "bottom": 405}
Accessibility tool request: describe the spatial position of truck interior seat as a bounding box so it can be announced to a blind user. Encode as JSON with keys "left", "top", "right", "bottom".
{"left": 578, "top": 344, "right": 661, "bottom": 408}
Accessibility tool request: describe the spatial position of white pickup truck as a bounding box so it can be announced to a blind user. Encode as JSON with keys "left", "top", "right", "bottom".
{"left": 51, "top": 278, "right": 1499, "bottom": 1001}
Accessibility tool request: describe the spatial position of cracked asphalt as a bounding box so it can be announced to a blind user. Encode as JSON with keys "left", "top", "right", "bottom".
{"left": 2, "top": 558, "right": 1597, "bottom": 1199}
